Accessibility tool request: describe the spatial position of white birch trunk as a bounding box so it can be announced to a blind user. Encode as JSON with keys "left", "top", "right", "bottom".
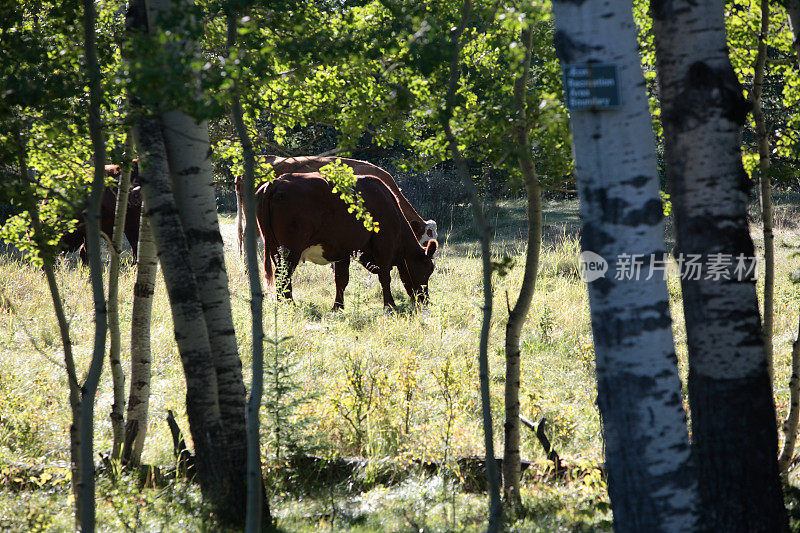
{"left": 132, "top": 113, "right": 233, "bottom": 511}
{"left": 780, "top": 315, "right": 800, "bottom": 471}
{"left": 107, "top": 133, "right": 134, "bottom": 459}
{"left": 121, "top": 205, "right": 156, "bottom": 466}
{"left": 158, "top": 109, "right": 247, "bottom": 437}
{"left": 142, "top": 0, "right": 249, "bottom": 519}
{"left": 752, "top": 0, "right": 774, "bottom": 381}
{"left": 651, "top": 0, "right": 787, "bottom": 528}
{"left": 551, "top": 1, "right": 698, "bottom": 530}
{"left": 779, "top": 0, "right": 800, "bottom": 473}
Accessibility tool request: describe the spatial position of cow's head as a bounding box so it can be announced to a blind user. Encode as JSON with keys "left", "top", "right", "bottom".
{"left": 418, "top": 219, "right": 438, "bottom": 247}
{"left": 400, "top": 239, "right": 438, "bottom": 305}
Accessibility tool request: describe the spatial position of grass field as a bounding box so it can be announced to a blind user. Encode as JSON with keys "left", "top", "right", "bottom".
{"left": 2, "top": 196, "right": 800, "bottom": 531}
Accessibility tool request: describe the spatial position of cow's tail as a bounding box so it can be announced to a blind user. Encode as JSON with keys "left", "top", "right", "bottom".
{"left": 264, "top": 240, "right": 276, "bottom": 291}
{"left": 257, "top": 186, "right": 278, "bottom": 290}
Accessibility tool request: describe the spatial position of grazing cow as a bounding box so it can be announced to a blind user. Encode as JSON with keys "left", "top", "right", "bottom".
{"left": 255, "top": 172, "right": 437, "bottom": 310}
{"left": 59, "top": 162, "right": 143, "bottom": 262}
{"left": 236, "top": 155, "right": 437, "bottom": 254}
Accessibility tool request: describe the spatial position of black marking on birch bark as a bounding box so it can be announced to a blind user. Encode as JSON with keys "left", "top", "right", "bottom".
{"left": 133, "top": 283, "right": 155, "bottom": 297}
{"left": 145, "top": 203, "right": 181, "bottom": 218}
{"left": 680, "top": 215, "right": 754, "bottom": 256}
{"left": 217, "top": 368, "right": 244, "bottom": 382}
{"left": 722, "top": 308, "right": 763, "bottom": 330}
{"left": 620, "top": 175, "right": 650, "bottom": 188}
{"left": 621, "top": 199, "right": 663, "bottom": 226}
{"left": 553, "top": 30, "right": 599, "bottom": 64}
{"left": 167, "top": 284, "right": 203, "bottom": 308}
{"left": 582, "top": 186, "right": 657, "bottom": 225}
{"left": 668, "top": 62, "right": 752, "bottom": 131}
{"left": 649, "top": 0, "right": 692, "bottom": 23}
{"left": 581, "top": 223, "right": 615, "bottom": 252}
{"left": 590, "top": 276, "right": 613, "bottom": 296}
{"left": 716, "top": 65, "right": 751, "bottom": 126}
{"left": 219, "top": 398, "right": 247, "bottom": 410}
{"left": 218, "top": 359, "right": 244, "bottom": 371}
{"left": 648, "top": 0, "right": 668, "bottom": 19}
{"left": 201, "top": 255, "right": 226, "bottom": 276}
{"left": 185, "top": 228, "right": 224, "bottom": 245}
{"left": 176, "top": 166, "right": 201, "bottom": 177}
{"left": 654, "top": 366, "right": 680, "bottom": 380}
{"left": 593, "top": 306, "right": 672, "bottom": 344}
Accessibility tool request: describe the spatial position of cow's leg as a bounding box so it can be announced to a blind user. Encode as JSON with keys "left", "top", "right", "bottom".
{"left": 275, "top": 248, "right": 299, "bottom": 303}
{"left": 333, "top": 259, "right": 350, "bottom": 311}
{"left": 377, "top": 269, "right": 397, "bottom": 310}
{"left": 235, "top": 191, "right": 244, "bottom": 257}
{"left": 357, "top": 254, "right": 395, "bottom": 309}
{"left": 78, "top": 242, "right": 89, "bottom": 265}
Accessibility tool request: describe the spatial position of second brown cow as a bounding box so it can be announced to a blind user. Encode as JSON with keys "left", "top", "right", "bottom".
{"left": 236, "top": 155, "right": 438, "bottom": 255}
{"left": 58, "top": 163, "right": 142, "bottom": 262}
{"left": 256, "top": 172, "right": 437, "bottom": 310}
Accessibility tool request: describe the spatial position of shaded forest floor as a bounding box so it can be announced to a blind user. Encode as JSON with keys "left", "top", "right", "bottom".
{"left": 2, "top": 194, "right": 800, "bottom": 530}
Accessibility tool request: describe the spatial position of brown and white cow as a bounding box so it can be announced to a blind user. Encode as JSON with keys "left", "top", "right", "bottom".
{"left": 236, "top": 155, "right": 437, "bottom": 254}
{"left": 59, "top": 162, "right": 142, "bottom": 262}
{"left": 255, "top": 172, "right": 437, "bottom": 310}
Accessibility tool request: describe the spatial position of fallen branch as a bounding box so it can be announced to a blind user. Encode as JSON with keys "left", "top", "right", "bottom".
{"left": 166, "top": 410, "right": 195, "bottom": 477}
{"left": 520, "top": 415, "right": 567, "bottom": 477}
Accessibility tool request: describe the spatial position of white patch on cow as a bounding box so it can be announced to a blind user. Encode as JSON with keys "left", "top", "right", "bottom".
{"left": 426, "top": 219, "right": 438, "bottom": 236}
{"left": 418, "top": 219, "right": 438, "bottom": 246}
{"left": 301, "top": 244, "right": 330, "bottom": 265}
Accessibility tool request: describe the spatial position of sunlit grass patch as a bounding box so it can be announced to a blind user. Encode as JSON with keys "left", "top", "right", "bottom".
{"left": 3, "top": 200, "right": 800, "bottom": 528}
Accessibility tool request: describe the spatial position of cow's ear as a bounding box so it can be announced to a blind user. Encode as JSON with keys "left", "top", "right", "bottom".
{"left": 425, "top": 239, "right": 438, "bottom": 258}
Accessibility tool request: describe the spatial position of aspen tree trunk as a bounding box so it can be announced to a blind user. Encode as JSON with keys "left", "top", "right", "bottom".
{"left": 79, "top": 0, "right": 108, "bottom": 529}
{"left": 752, "top": 0, "right": 774, "bottom": 381}
{"left": 43, "top": 260, "right": 83, "bottom": 526}
{"left": 551, "top": 1, "right": 698, "bottom": 531}
{"left": 127, "top": 0, "right": 249, "bottom": 522}
{"left": 145, "top": 0, "right": 249, "bottom": 516}
{"left": 108, "top": 133, "right": 134, "bottom": 459}
{"left": 779, "top": 0, "right": 800, "bottom": 473}
{"left": 13, "top": 123, "right": 82, "bottom": 526}
{"left": 132, "top": 114, "right": 234, "bottom": 516}
{"left": 503, "top": 22, "right": 542, "bottom": 507}
{"left": 788, "top": 1, "right": 800, "bottom": 56}
{"left": 651, "top": 1, "right": 787, "bottom": 529}
{"left": 780, "top": 316, "right": 800, "bottom": 471}
{"left": 227, "top": 11, "right": 271, "bottom": 530}
{"left": 44, "top": 267, "right": 82, "bottom": 527}
{"left": 121, "top": 206, "right": 156, "bottom": 466}
{"left": 441, "top": 2, "right": 501, "bottom": 529}
{"left": 159, "top": 108, "right": 248, "bottom": 475}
